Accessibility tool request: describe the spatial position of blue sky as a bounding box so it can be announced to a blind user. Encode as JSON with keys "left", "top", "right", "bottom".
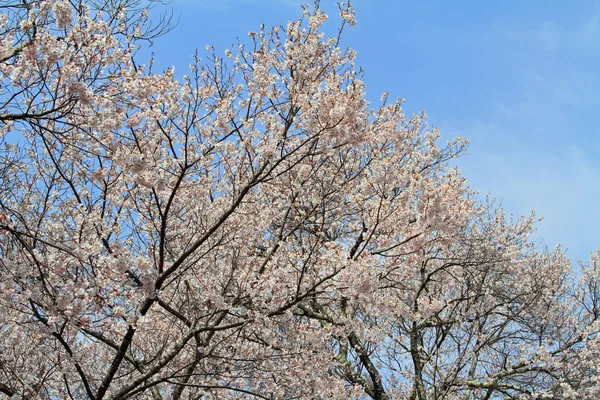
{"left": 146, "top": 0, "right": 600, "bottom": 261}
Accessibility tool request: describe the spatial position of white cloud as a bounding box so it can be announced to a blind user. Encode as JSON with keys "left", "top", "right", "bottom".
{"left": 446, "top": 120, "right": 600, "bottom": 261}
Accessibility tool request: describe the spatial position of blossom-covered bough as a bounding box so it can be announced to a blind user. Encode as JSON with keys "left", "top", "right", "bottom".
{"left": 0, "top": 1, "right": 598, "bottom": 399}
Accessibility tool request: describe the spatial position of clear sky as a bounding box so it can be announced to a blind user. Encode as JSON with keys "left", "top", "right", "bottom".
{"left": 146, "top": 0, "right": 600, "bottom": 262}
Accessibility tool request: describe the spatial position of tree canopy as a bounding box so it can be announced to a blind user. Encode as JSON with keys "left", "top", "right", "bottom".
{"left": 0, "top": 1, "right": 599, "bottom": 399}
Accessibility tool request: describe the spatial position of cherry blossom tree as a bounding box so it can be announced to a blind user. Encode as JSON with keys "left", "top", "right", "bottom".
{"left": 0, "top": 1, "right": 598, "bottom": 399}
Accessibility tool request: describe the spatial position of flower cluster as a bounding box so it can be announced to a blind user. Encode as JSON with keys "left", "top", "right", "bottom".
{"left": 0, "top": 1, "right": 597, "bottom": 399}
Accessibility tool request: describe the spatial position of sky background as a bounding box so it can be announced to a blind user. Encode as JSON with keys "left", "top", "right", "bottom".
{"left": 146, "top": 0, "right": 600, "bottom": 262}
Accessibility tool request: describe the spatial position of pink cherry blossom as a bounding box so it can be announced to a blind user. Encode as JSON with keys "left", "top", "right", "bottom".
{"left": 0, "top": 1, "right": 597, "bottom": 399}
